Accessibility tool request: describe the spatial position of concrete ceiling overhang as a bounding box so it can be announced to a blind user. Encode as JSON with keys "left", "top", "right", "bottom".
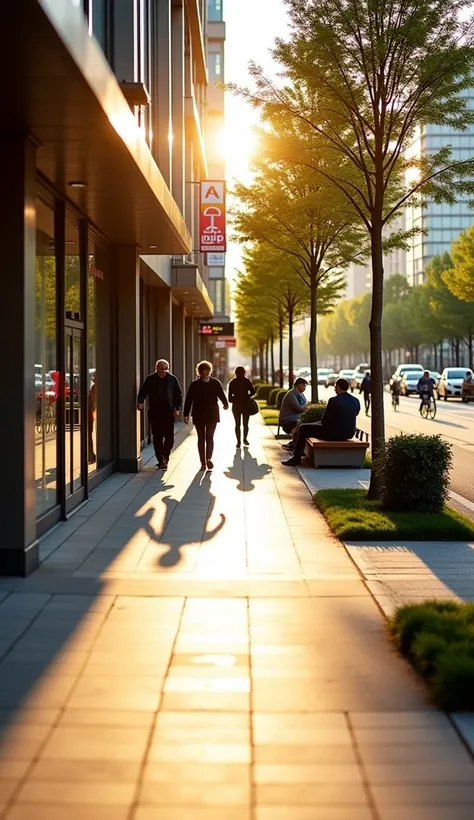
{"left": 2, "top": 0, "right": 192, "bottom": 255}
{"left": 172, "top": 263, "right": 214, "bottom": 319}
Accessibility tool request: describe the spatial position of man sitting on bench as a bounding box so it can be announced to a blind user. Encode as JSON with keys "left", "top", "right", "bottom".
{"left": 282, "top": 377, "right": 360, "bottom": 466}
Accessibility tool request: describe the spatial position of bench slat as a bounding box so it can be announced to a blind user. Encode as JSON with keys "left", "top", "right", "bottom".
{"left": 306, "top": 438, "right": 369, "bottom": 449}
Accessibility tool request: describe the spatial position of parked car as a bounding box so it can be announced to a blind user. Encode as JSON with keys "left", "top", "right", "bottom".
{"left": 317, "top": 368, "right": 332, "bottom": 385}
{"left": 351, "top": 363, "right": 370, "bottom": 391}
{"left": 400, "top": 371, "right": 440, "bottom": 397}
{"left": 297, "top": 367, "right": 312, "bottom": 383}
{"left": 390, "top": 363, "right": 424, "bottom": 387}
{"left": 437, "top": 367, "right": 471, "bottom": 400}
{"left": 325, "top": 371, "right": 339, "bottom": 387}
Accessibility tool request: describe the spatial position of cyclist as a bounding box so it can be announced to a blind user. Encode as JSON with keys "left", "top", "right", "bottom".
{"left": 417, "top": 370, "right": 437, "bottom": 415}
{"left": 359, "top": 370, "right": 371, "bottom": 415}
{"left": 390, "top": 377, "right": 401, "bottom": 409}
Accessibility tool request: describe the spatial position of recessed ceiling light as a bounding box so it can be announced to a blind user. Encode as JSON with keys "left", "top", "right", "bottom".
{"left": 68, "top": 181, "right": 87, "bottom": 188}
{"left": 149, "top": 245, "right": 158, "bottom": 249}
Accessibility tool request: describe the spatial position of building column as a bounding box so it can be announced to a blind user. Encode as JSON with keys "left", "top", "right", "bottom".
{"left": 185, "top": 316, "right": 196, "bottom": 390}
{"left": 154, "top": 0, "right": 172, "bottom": 186}
{"left": 171, "top": 1, "right": 185, "bottom": 216}
{"left": 156, "top": 288, "right": 173, "bottom": 366}
{"left": 0, "top": 138, "right": 39, "bottom": 575}
{"left": 172, "top": 303, "right": 186, "bottom": 393}
{"left": 117, "top": 246, "right": 142, "bottom": 473}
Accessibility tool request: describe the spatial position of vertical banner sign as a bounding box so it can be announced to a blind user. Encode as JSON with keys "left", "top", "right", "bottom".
{"left": 200, "top": 181, "right": 226, "bottom": 253}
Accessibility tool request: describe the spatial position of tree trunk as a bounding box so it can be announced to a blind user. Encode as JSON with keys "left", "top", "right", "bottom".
{"left": 468, "top": 329, "right": 473, "bottom": 368}
{"left": 433, "top": 343, "right": 438, "bottom": 372}
{"left": 288, "top": 307, "right": 294, "bottom": 388}
{"left": 367, "top": 224, "right": 385, "bottom": 500}
{"left": 309, "top": 269, "right": 319, "bottom": 403}
{"left": 259, "top": 343, "right": 264, "bottom": 382}
{"left": 264, "top": 340, "right": 269, "bottom": 384}
{"left": 251, "top": 351, "right": 257, "bottom": 377}
{"left": 439, "top": 340, "right": 444, "bottom": 372}
{"left": 455, "top": 338, "right": 460, "bottom": 367}
{"left": 278, "top": 316, "right": 284, "bottom": 388}
{"left": 270, "top": 332, "right": 275, "bottom": 385}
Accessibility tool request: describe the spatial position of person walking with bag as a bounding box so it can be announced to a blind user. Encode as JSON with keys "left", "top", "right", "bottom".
{"left": 228, "top": 366, "right": 255, "bottom": 448}
{"left": 183, "top": 361, "right": 228, "bottom": 470}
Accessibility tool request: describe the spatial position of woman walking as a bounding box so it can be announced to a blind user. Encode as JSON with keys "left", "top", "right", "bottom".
{"left": 228, "top": 366, "right": 255, "bottom": 447}
{"left": 183, "top": 361, "right": 228, "bottom": 470}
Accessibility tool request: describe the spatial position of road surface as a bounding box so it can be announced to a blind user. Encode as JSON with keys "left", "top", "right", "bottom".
{"left": 318, "top": 385, "right": 474, "bottom": 503}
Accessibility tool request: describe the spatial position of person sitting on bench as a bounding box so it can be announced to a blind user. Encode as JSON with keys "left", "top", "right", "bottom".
{"left": 278, "top": 378, "right": 308, "bottom": 438}
{"left": 282, "top": 377, "right": 360, "bottom": 466}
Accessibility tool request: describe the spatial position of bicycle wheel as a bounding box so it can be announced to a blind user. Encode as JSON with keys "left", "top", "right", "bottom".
{"left": 429, "top": 402, "right": 437, "bottom": 420}
{"left": 421, "top": 403, "right": 428, "bottom": 419}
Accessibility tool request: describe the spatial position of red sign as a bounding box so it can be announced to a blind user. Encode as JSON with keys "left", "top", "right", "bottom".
{"left": 200, "top": 181, "right": 226, "bottom": 253}
{"left": 215, "top": 339, "right": 236, "bottom": 349}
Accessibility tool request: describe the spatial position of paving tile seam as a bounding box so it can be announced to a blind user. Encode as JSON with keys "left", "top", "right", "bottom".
{"left": 124, "top": 598, "right": 186, "bottom": 820}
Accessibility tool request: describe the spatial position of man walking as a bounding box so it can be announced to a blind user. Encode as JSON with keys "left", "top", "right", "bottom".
{"left": 137, "top": 359, "right": 182, "bottom": 469}
{"left": 359, "top": 370, "right": 372, "bottom": 415}
{"left": 282, "top": 377, "right": 360, "bottom": 466}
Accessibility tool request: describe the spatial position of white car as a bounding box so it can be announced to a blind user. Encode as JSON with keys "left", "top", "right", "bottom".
{"left": 437, "top": 367, "right": 471, "bottom": 400}
{"left": 317, "top": 368, "right": 331, "bottom": 385}
{"left": 338, "top": 369, "right": 355, "bottom": 391}
{"left": 390, "top": 363, "right": 424, "bottom": 387}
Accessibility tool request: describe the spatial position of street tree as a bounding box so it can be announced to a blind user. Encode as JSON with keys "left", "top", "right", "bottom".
{"left": 235, "top": 0, "right": 474, "bottom": 495}
{"left": 448, "top": 225, "right": 474, "bottom": 302}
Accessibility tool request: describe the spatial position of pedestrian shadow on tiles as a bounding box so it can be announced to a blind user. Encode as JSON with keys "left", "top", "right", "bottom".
{"left": 224, "top": 448, "right": 271, "bottom": 492}
{"left": 135, "top": 474, "right": 226, "bottom": 569}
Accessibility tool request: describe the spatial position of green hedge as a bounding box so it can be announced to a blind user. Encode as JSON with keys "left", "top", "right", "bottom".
{"left": 256, "top": 384, "right": 274, "bottom": 401}
{"left": 390, "top": 601, "right": 474, "bottom": 710}
{"left": 378, "top": 434, "right": 452, "bottom": 513}
{"left": 276, "top": 389, "right": 287, "bottom": 409}
{"left": 300, "top": 402, "right": 327, "bottom": 423}
{"left": 268, "top": 388, "right": 280, "bottom": 407}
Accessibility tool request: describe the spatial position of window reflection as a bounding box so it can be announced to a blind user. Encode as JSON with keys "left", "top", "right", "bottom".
{"left": 88, "top": 241, "right": 97, "bottom": 472}
{"left": 35, "top": 199, "right": 58, "bottom": 516}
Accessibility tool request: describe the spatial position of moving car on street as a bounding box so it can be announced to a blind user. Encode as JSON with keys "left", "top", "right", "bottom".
{"left": 400, "top": 370, "right": 440, "bottom": 397}
{"left": 317, "top": 368, "right": 332, "bottom": 385}
{"left": 390, "top": 363, "right": 423, "bottom": 387}
{"left": 325, "top": 371, "right": 340, "bottom": 387}
{"left": 338, "top": 369, "right": 355, "bottom": 390}
{"left": 437, "top": 367, "right": 471, "bottom": 400}
{"left": 351, "top": 363, "right": 370, "bottom": 391}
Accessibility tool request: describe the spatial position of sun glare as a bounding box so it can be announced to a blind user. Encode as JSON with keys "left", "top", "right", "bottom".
{"left": 217, "top": 124, "right": 259, "bottom": 181}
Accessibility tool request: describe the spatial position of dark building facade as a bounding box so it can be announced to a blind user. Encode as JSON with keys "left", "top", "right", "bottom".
{"left": 1, "top": 0, "right": 217, "bottom": 576}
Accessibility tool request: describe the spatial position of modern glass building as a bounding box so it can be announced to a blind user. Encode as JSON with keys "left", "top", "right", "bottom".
{"left": 1, "top": 0, "right": 220, "bottom": 575}
{"left": 406, "top": 93, "right": 474, "bottom": 286}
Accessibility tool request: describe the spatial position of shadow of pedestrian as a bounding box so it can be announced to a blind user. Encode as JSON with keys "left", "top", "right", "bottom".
{"left": 224, "top": 448, "right": 271, "bottom": 492}
{"left": 134, "top": 473, "right": 226, "bottom": 569}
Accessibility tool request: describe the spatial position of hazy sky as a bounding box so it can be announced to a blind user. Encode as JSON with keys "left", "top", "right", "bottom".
{"left": 222, "top": 0, "right": 289, "bottom": 279}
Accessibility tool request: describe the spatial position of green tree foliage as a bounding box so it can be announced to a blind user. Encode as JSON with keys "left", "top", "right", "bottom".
{"left": 448, "top": 225, "right": 474, "bottom": 302}
{"left": 233, "top": 0, "right": 474, "bottom": 496}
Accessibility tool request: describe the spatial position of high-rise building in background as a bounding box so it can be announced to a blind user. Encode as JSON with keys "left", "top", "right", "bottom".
{"left": 1, "top": 0, "right": 224, "bottom": 575}
{"left": 406, "top": 103, "right": 474, "bottom": 286}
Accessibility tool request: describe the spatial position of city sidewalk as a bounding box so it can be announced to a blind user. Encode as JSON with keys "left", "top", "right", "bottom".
{"left": 0, "top": 416, "right": 474, "bottom": 819}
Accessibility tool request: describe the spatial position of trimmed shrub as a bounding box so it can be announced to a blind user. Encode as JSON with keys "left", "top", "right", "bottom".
{"left": 390, "top": 601, "right": 474, "bottom": 710}
{"left": 378, "top": 434, "right": 452, "bottom": 513}
{"left": 268, "top": 388, "right": 280, "bottom": 407}
{"left": 300, "top": 402, "right": 327, "bottom": 424}
{"left": 276, "top": 389, "right": 287, "bottom": 409}
{"left": 256, "top": 384, "right": 274, "bottom": 401}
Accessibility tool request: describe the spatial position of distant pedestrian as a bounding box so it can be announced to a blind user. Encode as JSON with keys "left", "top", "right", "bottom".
{"left": 228, "top": 366, "right": 255, "bottom": 448}
{"left": 183, "top": 361, "right": 229, "bottom": 470}
{"left": 360, "top": 371, "right": 371, "bottom": 415}
{"left": 137, "top": 359, "right": 182, "bottom": 469}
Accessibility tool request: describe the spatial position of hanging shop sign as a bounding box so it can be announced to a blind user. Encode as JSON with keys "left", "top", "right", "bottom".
{"left": 200, "top": 181, "right": 226, "bottom": 253}
{"left": 199, "top": 322, "right": 234, "bottom": 336}
{"left": 207, "top": 252, "right": 226, "bottom": 267}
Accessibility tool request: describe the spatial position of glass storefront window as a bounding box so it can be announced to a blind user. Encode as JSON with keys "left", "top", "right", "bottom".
{"left": 65, "top": 219, "right": 81, "bottom": 320}
{"left": 88, "top": 234, "right": 113, "bottom": 473}
{"left": 88, "top": 240, "right": 97, "bottom": 473}
{"left": 35, "top": 199, "right": 58, "bottom": 516}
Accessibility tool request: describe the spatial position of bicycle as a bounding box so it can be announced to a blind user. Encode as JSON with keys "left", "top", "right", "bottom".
{"left": 420, "top": 393, "right": 436, "bottom": 420}
{"left": 391, "top": 394, "right": 399, "bottom": 411}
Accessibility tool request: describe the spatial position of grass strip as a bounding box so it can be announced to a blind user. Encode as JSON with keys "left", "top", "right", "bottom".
{"left": 315, "top": 488, "right": 474, "bottom": 541}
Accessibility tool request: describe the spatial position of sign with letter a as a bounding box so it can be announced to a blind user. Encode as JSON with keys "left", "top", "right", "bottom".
{"left": 200, "top": 181, "right": 226, "bottom": 253}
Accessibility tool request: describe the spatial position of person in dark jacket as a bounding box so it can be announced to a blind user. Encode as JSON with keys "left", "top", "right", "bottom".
{"left": 137, "top": 359, "right": 182, "bottom": 469}
{"left": 359, "top": 371, "right": 372, "bottom": 415}
{"left": 183, "top": 360, "right": 229, "bottom": 470}
{"left": 228, "top": 366, "right": 255, "bottom": 447}
{"left": 282, "top": 378, "right": 360, "bottom": 466}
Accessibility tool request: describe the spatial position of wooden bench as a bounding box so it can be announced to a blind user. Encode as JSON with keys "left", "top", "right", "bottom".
{"left": 304, "top": 434, "right": 369, "bottom": 468}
